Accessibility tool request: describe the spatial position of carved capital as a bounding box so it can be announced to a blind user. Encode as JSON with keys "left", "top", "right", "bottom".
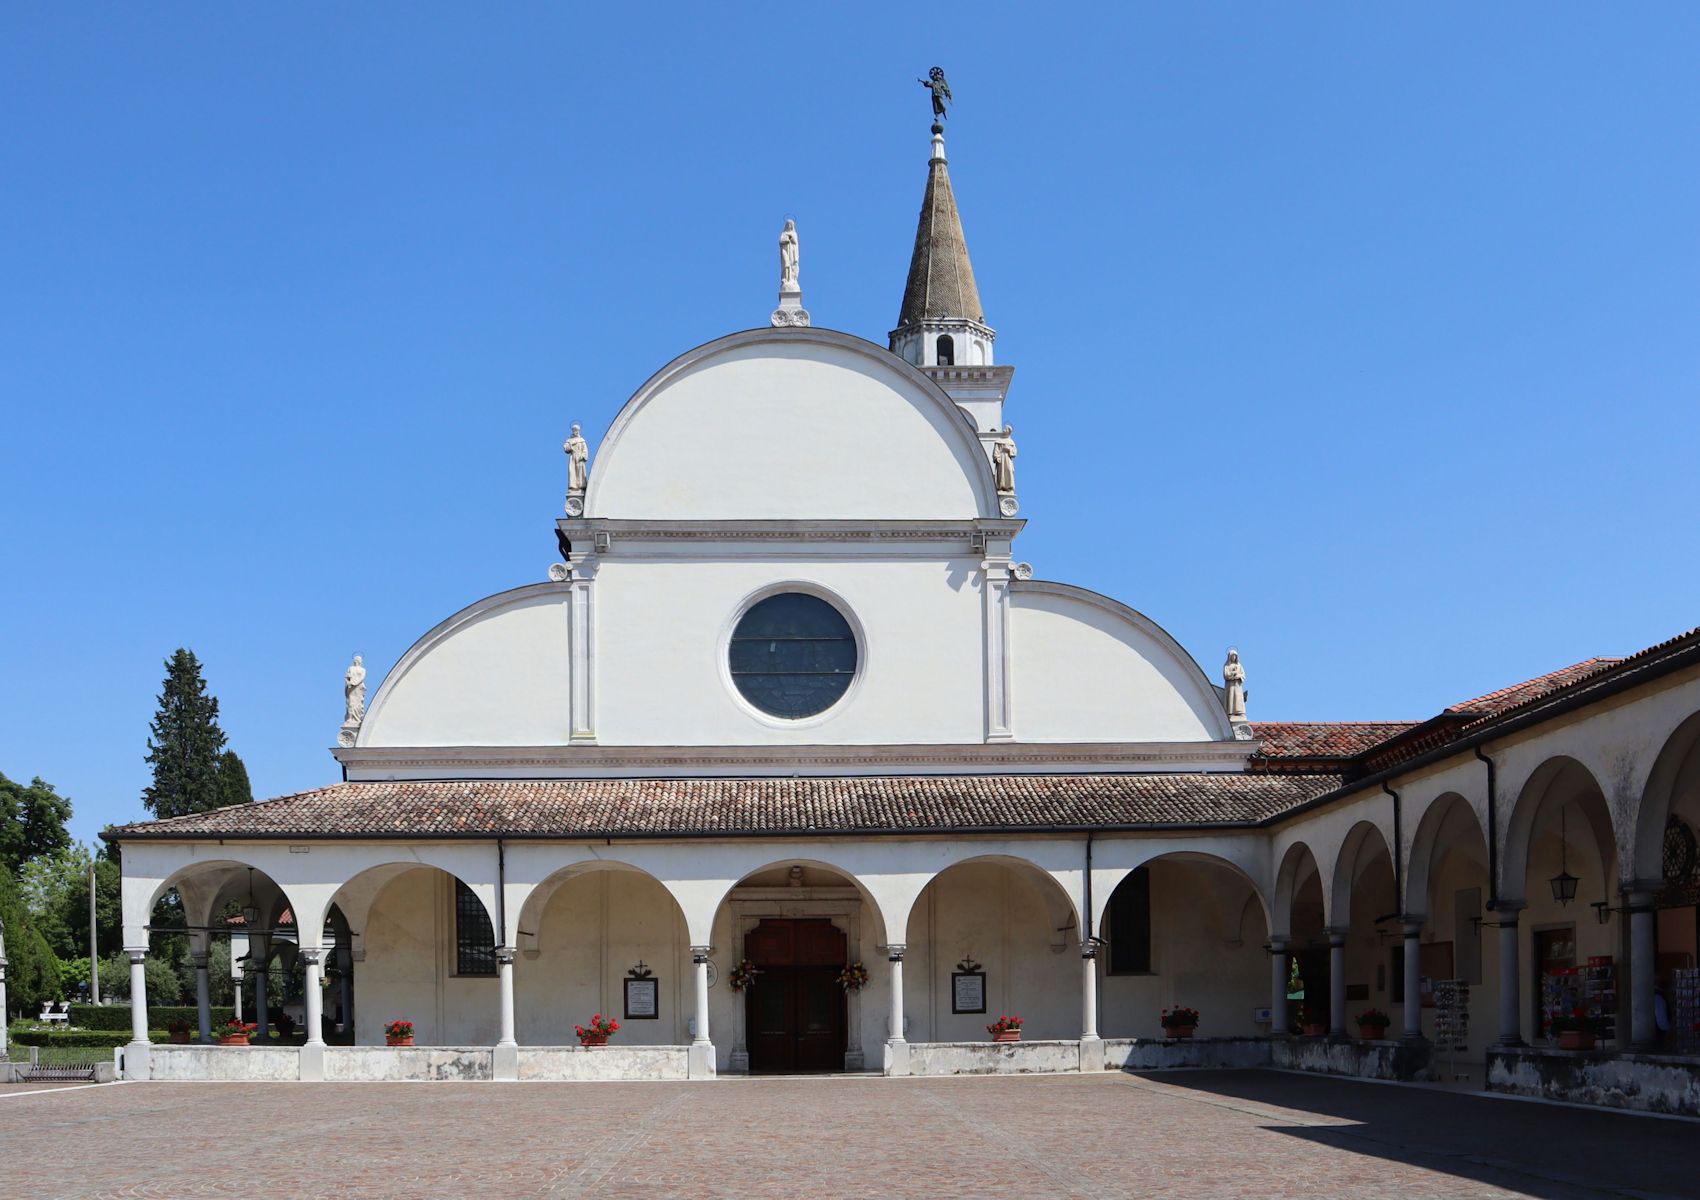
{"left": 887, "top": 943, "right": 907, "bottom": 963}
{"left": 297, "top": 948, "right": 324, "bottom": 967}
{"left": 126, "top": 949, "right": 148, "bottom": 965}
{"left": 495, "top": 946, "right": 517, "bottom": 966}
{"left": 690, "top": 945, "right": 712, "bottom": 965}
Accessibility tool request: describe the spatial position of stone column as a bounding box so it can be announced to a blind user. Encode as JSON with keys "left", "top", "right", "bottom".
{"left": 689, "top": 946, "right": 714, "bottom": 1079}
{"left": 1329, "top": 931, "right": 1348, "bottom": 1038}
{"left": 128, "top": 950, "right": 151, "bottom": 1045}
{"left": 337, "top": 946, "right": 353, "bottom": 1035}
{"left": 253, "top": 945, "right": 270, "bottom": 1042}
{"left": 1269, "top": 938, "right": 1290, "bottom": 1036}
{"left": 1627, "top": 889, "right": 1658, "bottom": 1049}
{"left": 301, "top": 950, "right": 325, "bottom": 1046}
{"left": 0, "top": 928, "right": 9, "bottom": 1062}
{"left": 1402, "top": 921, "right": 1424, "bottom": 1042}
{"left": 1495, "top": 906, "right": 1524, "bottom": 1046}
{"left": 885, "top": 943, "right": 909, "bottom": 1076}
{"left": 192, "top": 949, "right": 212, "bottom": 1043}
{"left": 494, "top": 946, "right": 518, "bottom": 1081}
{"left": 1079, "top": 943, "right": 1102, "bottom": 1072}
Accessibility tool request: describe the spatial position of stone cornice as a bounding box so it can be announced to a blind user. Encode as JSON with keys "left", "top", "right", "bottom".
{"left": 334, "top": 739, "right": 1258, "bottom": 781}
{"left": 556, "top": 518, "right": 1026, "bottom": 560}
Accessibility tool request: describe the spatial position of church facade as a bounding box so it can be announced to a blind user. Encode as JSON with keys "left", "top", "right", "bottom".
{"left": 110, "top": 121, "right": 1700, "bottom": 1111}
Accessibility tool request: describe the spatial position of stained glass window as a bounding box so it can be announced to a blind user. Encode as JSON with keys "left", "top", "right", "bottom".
{"left": 729, "top": 593, "right": 857, "bottom": 719}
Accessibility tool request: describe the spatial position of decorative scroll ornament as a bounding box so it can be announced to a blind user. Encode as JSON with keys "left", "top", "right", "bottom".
{"left": 1012, "top": 562, "right": 1034, "bottom": 581}
{"left": 548, "top": 562, "right": 571, "bottom": 583}
{"left": 998, "top": 495, "right": 1019, "bottom": 517}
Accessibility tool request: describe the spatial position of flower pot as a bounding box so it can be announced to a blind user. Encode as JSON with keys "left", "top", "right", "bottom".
{"left": 579, "top": 1034, "right": 609, "bottom": 1047}
{"left": 1558, "top": 1030, "right": 1596, "bottom": 1051}
{"left": 1165, "top": 1025, "right": 1196, "bottom": 1039}
{"left": 1302, "top": 1023, "right": 1327, "bottom": 1038}
{"left": 169, "top": 1031, "right": 192, "bottom": 1044}
{"left": 386, "top": 1036, "right": 415, "bottom": 1047}
{"left": 990, "top": 1030, "right": 1021, "bottom": 1043}
{"left": 1358, "top": 1025, "right": 1388, "bottom": 1041}
{"left": 217, "top": 1034, "right": 249, "bottom": 1046}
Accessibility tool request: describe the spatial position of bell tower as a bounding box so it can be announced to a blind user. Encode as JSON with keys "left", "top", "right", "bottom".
{"left": 889, "top": 113, "right": 1014, "bottom": 436}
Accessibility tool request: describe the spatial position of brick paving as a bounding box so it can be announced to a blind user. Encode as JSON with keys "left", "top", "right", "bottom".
{"left": 1, "top": 1070, "right": 1696, "bottom": 1199}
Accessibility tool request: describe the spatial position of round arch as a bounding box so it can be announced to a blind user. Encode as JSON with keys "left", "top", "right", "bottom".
{"left": 1635, "top": 709, "right": 1700, "bottom": 882}
{"left": 514, "top": 859, "right": 692, "bottom": 955}
{"left": 1100, "top": 849, "right": 1273, "bottom": 937}
{"left": 1406, "top": 792, "right": 1488, "bottom": 918}
{"left": 1501, "top": 756, "right": 1616, "bottom": 906}
{"left": 1331, "top": 821, "right": 1397, "bottom": 928}
{"left": 708, "top": 857, "right": 894, "bottom": 951}
{"left": 903, "top": 852, "right": 1081, "bottom": 944}
{"left": 148, "top": 858, "right": 300, "bottom": 945}
{"left": 1274, "top": 841, "right": 1326, "bottom": 937}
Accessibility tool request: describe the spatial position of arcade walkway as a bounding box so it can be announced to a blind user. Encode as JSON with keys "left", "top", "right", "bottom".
{"left": 3, "top": 1070, "right": 1695, "bottom": 1198}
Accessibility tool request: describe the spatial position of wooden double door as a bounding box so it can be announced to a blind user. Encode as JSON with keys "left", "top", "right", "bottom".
{"left": 744, "top": 918, "right": 847, "bottom": 1073}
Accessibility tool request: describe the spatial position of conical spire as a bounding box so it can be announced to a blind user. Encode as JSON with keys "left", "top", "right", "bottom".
{"left": 897, "top": 126, "right": 985, "bottom": 327}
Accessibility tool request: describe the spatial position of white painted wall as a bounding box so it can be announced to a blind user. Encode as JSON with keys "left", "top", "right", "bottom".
{"left": 587, "top": 334, "right": 994, "bottom": 520}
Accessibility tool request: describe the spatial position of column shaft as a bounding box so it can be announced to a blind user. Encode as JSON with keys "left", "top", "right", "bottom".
{"left": 1402, "top": 922, "right": 1423, "bottom": 1041}
{"left": 1269, "top": 941, "right": 1289, "bottom": 1035}
{"left": 128, "top": 951, "right": 150, "bottom": 1044}
{"left": 193, "top": 954, "right": 212, "bottom": 1043}
{"left": 254, "top": 961, "right": 269, "bottom": 1041}
{"left": 1628, "top": 892, "right": 1657, "bottom": 1049}
{"left": 888, "top": 950, "right": 906, "bottom": 1043}
{"left": 496, "top": 949, "right": 517, "bottom": 1047}
{"left": 303, "top": 952, "right": 325, "bottom": 1047}
{"left": 1081, "top": 951, "right": 1100, "bottom": 1041}
{"left": 1497, "top": 914, "right": 1523, "bottom": 1046}
{"left": 1329, "top": 933, "right": 1348, "bottom": 1037}
{"left": 692, "top": 951, "right": 711, "bottom": 1046}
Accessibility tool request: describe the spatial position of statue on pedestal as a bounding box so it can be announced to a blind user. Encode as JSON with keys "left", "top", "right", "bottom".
{"left": 338, "top": 654, "right": 366, "bottom": 747}
{"left": 919, "top": 67, "right": 953, "bottom": 122}
{"left": 992, "top": 426, "right": 1017, "bottom": 495}
{"left": 779, "top": 219, "right": 799, "bottom": 292}
{"left": 564, "top": 424, "right": 590, "bottom": 496}
{"left": 1223, "top": 648, "right": 1247, "bottom": 724}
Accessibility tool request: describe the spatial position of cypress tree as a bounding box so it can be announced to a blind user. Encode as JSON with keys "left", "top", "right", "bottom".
{"left": 215, "top": 750, "right": 254, "bottom": 809}
{"left": 142, "top": 649, "right": 229, "bottom": 819}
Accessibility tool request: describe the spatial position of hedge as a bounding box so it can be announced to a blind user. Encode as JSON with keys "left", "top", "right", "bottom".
{"left": 68, "top": 1004, "right": 234, "bottom": 1032}
{"left": 9, "top": 1028, "right": 140, "bottom": 1049}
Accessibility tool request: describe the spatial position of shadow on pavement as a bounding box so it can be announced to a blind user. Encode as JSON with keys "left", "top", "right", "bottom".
{"left": 1131, "top": 1069, "right": 1700, "bottom": 1200}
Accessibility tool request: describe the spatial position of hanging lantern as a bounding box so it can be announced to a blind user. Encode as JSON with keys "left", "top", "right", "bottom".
{"left": 1548, "top": 805, "right": 1580, "bottom": 906}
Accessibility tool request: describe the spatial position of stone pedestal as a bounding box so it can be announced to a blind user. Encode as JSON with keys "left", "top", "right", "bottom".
{"left": 493, "top": 1042, "right": 519, "bottom": 1082}
{"left": 299, "top": 1042, "right": 325, "bottom": 1082}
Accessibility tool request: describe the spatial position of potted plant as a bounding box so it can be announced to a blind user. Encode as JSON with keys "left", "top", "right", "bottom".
{"left": 986, "top": 1015, "right": 1023, "bottom": 1043}
{"left": 384, "top": 1020, "right": 415, "bottom": 1047}
{"left": 273, "top": 1010, "right": 296, "bottom": 1041}
{"left": 836, "top": 961, "right": 869, "bottom": 992}
{"left": 166, "top": 1017, "right": 193, "bottom": 1045}
{"left": 1298, "top": 1005, "right": 1326, "bottom": 1037}
{"left": 1161, "top": 1007, "right": 1201, "bottom": 1039}
{"left": 1550, "top": 1009, "right": 1604, "bottom": 1051}
{"left": 214, "top": 1018, "right": 255, "bottom": 1046}
{"left": 727, "top": 960, "right": 759, "bottom": 992}
{"left": 575, "top": 1014, "right": 620, "bottom": 1047}
{"left": 1356, "top": 1008, "right": 1392, "bottom": 1040}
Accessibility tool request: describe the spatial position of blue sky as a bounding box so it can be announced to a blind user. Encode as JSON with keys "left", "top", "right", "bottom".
{"left": 4, "top": 5, "right": 1697, "bottom": 844}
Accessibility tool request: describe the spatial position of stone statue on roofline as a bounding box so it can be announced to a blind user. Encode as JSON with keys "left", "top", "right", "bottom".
{"left": 339, "top": 654, "right": 366, "bottom": 747}
{"left": 1223, "top": 648, "right": 1248, "bottom": 726}
{"left": 992, "top": 426, "right": 1017, "bottom": 494}
{"left": 779, "top": 219, "right": 800, "bottom": 292}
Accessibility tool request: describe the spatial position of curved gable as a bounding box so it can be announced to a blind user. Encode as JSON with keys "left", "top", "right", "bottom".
{"left": 1010, "top": 581, "right": 1232, "bottom": 743}
{"left": 359, "top": 584, "right": 571, "bottom": 747}
{"left": 586, "top": 328, "right": 997, "bottom": 520}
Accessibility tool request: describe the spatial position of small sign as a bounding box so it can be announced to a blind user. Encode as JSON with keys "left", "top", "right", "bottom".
{"left": 1253, "top": 1006, "right": 1272, "bottom": 1023}
{"left": 624, "top": 977, "right": 659, "bottom": 1020}
{"left": 951, "top": 971, "right": 986, "bottom": 1015}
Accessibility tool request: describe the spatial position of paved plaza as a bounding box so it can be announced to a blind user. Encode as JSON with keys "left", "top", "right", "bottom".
{"left": 2, "top": 1070, "right": 1698, "bottom": 1199}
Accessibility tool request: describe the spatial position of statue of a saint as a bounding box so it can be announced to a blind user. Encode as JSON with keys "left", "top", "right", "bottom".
{"left": 919, "top": 66, "right": 953, "bottom": 122}
{"left": 343, "top": 654, "right": 367, "bottom": 725}
{"left": 1223, "top": 649, "right": 1247, "bottom": 724}
{"left": 992, "top": 426, "right": 1017, "bottom": 494}
{"left": 563, "top": 424, "right": 589, "bottom": 495}
{"left": 779, "top": 219, "right": 799, "bottom": 292}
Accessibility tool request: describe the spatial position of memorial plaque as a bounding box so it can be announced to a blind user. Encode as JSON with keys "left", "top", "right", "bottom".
{"left": 624, "top": 977, "right": 659, "bottom": 1020}
{"left": 951, "top": 971, "right": 986, "bottom": 1014}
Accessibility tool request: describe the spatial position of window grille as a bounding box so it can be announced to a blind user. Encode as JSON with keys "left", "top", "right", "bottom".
{"left": 455, "top": 879, "right": 496, "bottom": 976}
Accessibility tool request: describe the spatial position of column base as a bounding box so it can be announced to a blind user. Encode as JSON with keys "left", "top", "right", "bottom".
{"left": 688, "top": 1041, "right": 716, "bottom": 1079}
{"left": 122, "top": 1042, "right": 151, "bottom": 1081}
{"left": 883, "top": 1038, "right": 910, "bottom": 1077}
{"left": 300, "top": 1043, "right": 325, "bottom": 1082}
{"left": 1077, "top": 1035, "right": 1103, "bottom": 1073}
{"left": 493, "top": 1042, "right": 519, "bottom": 1081}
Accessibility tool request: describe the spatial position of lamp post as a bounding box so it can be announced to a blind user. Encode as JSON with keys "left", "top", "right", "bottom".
{"left": 89, "top": 861, "right": 100, "bottom": 1004}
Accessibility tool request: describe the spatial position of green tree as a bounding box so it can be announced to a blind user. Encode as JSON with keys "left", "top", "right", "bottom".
{"left": 18, "top": 843, "right": 121, "bottom": 961}
{"left": 0, "top": 772, "right": 73, "bottom": 874}
{"left": 0, "top": 868, "right": 62, "bottom": 1015}
{"left": 142, "top": 649, "right": 229, "bottom": 819}
{"left": 215, "top": 749, "right": 253, "bottom": 809}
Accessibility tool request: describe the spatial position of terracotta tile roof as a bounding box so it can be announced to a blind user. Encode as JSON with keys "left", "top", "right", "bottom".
{"left": 1248, "top": 722, "right": 1419, "bottom": 761}
{"left": 106, "top": 774, "right": 1343, "bottom": 840}
{"left": 1445, "top": 658, "right": 1624, "bottom": 718}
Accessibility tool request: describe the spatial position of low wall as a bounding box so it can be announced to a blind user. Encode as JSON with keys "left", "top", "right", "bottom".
{"left": 1105, "top": 1036, "right": 1271, "bottom": 1072}
{"left": 145, "top": 1045, "right": 302, "bottom": 1082}
{"left": 1487, "top": 1047, "right": 1700, "bottom": 1117}
{"left": 518, "top": 1046, "right": 689, "bottom": 1081}
{"left": 1271, "top": 1037, "right": 1430, "bottom": 1082}
{"left": 323, "top": 1047, "right": 493, "bottom": 1082}
{"left": 906, "top": 1039, "right": 1082, "bottom": 1076}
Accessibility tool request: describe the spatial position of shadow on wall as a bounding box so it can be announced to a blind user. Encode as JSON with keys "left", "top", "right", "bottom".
{"left": 1134, "top": 1070, "right": 1699, "bottom": 1200}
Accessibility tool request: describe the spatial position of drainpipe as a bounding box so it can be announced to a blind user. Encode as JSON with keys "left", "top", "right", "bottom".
{"left": 1382, "top": 782, "right": 1403, "bottom": 915}
{"left": 1475, "top": 747, "right": 1499, "bottom": 908}
{"left": 1082, "top": 832, "right": 1095, "bottom": 944}
{"left": 496, "top": 838, "right": 507, "bottom": 944}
